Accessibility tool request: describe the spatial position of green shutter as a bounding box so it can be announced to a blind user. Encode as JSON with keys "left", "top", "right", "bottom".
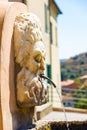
{"left": 46, "top": 64, "right": 51, "bottom": 79}
{"left": 44, "top": 4, "right": 47, "bottom": 32}
{"left": 44, "top": 4, "right": 49, "bottom": 33}
{"left": 46, "top": 64, "right": 52, "bottom": 84}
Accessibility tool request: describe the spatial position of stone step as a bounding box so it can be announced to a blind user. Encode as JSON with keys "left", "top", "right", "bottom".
{"left": 36, "top": 102, "right": 52, "bottom": 120}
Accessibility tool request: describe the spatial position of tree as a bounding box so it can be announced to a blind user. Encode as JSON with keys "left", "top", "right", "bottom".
{"left": 74, "top": 85, "right": 87, "bottom": 109}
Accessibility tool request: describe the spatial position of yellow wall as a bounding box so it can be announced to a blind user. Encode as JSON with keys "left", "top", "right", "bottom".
{"left": 50, "top": 9, "right": 61, "bottom": 107}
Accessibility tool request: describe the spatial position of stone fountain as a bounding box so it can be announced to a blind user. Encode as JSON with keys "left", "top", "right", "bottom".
{"left": 0, "top": 1, "right": 87, "bottom": 130}
{"left": 0, "top": 1, "right": 49, "bottom": 130}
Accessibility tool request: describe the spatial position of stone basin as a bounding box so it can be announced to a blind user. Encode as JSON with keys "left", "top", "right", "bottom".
{"left": 32, "top": 106, "right": 87, "bottom": 130}
{"left": 32, "top": 120, "right": 87, "bottom": 130}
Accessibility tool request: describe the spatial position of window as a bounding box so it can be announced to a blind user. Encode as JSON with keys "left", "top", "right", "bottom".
{"left": 44, "top": 4, "right": 49, "bottom": 33}
{"left": 46, "top": 64, "right": 52, "bottom": 79}
{"left": 50, "top": 22, "right": 53, "bottom": 43}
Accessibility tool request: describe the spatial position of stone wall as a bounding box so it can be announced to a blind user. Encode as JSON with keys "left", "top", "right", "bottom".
{"left": 0, "top": 2, "right": 27, "bottom": 130}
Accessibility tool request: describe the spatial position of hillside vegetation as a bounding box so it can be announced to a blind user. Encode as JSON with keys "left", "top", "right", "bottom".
{"left": 61, "top": 52, "right": 87, "bottom": 80}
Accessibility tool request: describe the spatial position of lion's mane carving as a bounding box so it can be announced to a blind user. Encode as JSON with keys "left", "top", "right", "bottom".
{"left": 14, "top": 13, "right": 48, "bottom": 107}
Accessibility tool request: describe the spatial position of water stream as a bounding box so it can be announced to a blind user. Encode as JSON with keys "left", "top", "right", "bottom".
{"left": 39, "top": 74, "right": 70, "bottom": 130}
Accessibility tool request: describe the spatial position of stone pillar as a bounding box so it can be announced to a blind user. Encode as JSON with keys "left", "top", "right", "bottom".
{"left": 0, "top": 2, "right": 28, "bottom": 130}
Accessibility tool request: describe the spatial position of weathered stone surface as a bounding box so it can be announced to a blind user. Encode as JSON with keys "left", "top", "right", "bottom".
{"left": 0, "top": 2, "right": 28, "bottom": 130}
{"left": 30, "top": 120, "right": 87, "bottom": 130}
{"left": 0, "top": 2, "right": 49, "bottom": 130}
{"left": 14, "top": 13, "right": 49, "bottom": 107}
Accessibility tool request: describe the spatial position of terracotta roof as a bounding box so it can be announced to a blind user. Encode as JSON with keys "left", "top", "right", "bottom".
{"left": 79, "top": 75, "right": 87, "bottom": 79}
{"left": 61, "top": 79, "right": 80, "bottom": 89}
{"left": 61, "top": 79, "right": 74, "bottom": 86}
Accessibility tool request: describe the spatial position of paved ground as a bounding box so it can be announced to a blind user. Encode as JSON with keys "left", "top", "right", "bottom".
{"left": 41, "top": 111, "right": 87, "bottom": 122}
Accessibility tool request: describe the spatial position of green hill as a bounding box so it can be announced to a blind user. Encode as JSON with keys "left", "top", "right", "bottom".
{"left": 61, "top": 52, "right": 87, "bottom": 80}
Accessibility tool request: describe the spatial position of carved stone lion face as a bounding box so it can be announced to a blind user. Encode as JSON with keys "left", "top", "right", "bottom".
{"left": 14, "top": 12, "right": 46, "bottom": 75}
{"left": 14, "top": 13, "right": 48, "bottom": 107}
{"left": 25, "top": 41, "right": 46, "bottom": 75}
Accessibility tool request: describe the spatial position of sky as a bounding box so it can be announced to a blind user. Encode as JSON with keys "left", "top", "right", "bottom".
{"left": 55, "top": 0, "right": 87, "bottom": 59}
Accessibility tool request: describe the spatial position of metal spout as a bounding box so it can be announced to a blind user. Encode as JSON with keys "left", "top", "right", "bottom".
{"left": 39, "top": 74, "right": 56, "bottom": 88}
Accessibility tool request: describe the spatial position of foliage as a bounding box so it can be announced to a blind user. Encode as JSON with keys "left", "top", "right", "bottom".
{"left": 74, "top": 85, "right": 87, "bottom": 109}
{"left": 74, "top": 78, "right": 81, "bottom": 84}
{"left": 60, "top": 52, "right": 87, "bottom": 80}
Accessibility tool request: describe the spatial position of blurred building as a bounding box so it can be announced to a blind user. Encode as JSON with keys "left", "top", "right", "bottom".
{"left": 7, "top": 0, "right": 62, "bottom": 107}
{"left": 61, "top": 79, "right": 80, "bottom": 107}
